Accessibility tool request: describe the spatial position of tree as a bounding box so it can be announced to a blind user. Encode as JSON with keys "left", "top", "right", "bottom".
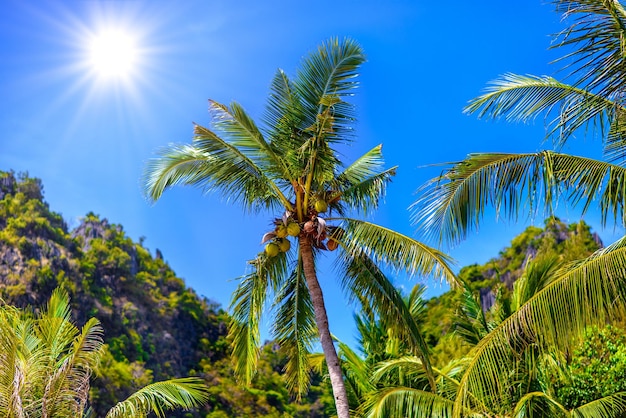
{"left": 0, "top": 288, "right": 209, "bottom": 417}
{"left": 409, "top": 2, "right": 626, "bottom": 415}
{"left": 143, "top": 38, "right": 457, "bottom": 417}
{"left": 413, "top": 0, "right": 626, "bottom": 246}
{"left": 364, "top": 255, "right": 626, "bottom": 417}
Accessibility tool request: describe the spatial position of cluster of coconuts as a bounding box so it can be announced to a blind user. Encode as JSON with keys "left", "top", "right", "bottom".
{"left": 261, "top": 199, "right": 340, "bottom": 256}
{"left": 262, "top": 221, "right": 300, "bottom": 257}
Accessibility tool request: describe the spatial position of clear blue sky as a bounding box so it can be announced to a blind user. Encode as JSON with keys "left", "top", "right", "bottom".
{"left": 1, "top": 1, "right": 622, "bottom": 345}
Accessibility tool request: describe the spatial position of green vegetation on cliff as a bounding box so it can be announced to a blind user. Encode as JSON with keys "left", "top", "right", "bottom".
{"left": 0, "top": 170, "right": 333, "bottom": 417}
{"left": 421, "top": 217, "right": 603, "bottom": 365}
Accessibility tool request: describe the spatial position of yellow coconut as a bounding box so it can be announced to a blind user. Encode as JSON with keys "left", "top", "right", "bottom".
{"left": 265, "top": 242, "right": 280, "bottom": 257}
{"left": 278, "top": 238, "right": 291, "bottom": 252}
{"left": 276, "top": 224, "right": 288, "bottom": 238}
{"left": 314, "top": 200, "right": 328, "bottom": 213}
{"left": 287, "top": 222, "right": 300, "bottom": 236}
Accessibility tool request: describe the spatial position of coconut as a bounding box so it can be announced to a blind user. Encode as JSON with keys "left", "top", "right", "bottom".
{"left": 265, "top": 243, "right": 280, "bottom": 257}
{"left": 287, "top": 222, "right": 300, "bottom": 236}
{"left": 278, "top": 238, "right": 291, "bottom": 252}
{"left": 275, "top": 224, "right": 288, "bottom": 238}
{"left": 327, "top": 239, "right": 339, "bottom": 251}
{"left": 314, "top": 200, "right": 328, "bottom": 213}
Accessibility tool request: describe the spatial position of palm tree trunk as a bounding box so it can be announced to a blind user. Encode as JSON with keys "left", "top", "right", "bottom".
{"left": 299, "top": 236, "right": 350, "bottom": 418}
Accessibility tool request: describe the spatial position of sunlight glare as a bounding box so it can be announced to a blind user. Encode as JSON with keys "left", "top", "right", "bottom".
{"left": 88, "top": 29, "right": 138, "bottom": 78}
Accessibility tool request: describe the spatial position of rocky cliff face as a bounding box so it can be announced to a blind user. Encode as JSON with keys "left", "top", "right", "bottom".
{"left": 473, "top": 218, "right": 603, "bottom": 311}
{"left": 0, "top": 171, "right": 230, "bottom": 415}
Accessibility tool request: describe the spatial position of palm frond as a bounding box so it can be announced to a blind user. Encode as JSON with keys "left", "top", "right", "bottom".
{"left": 363, "top": 386, "right": 457, "bottom": 418}
{"left": 229, "top": 252, "right": 287, "bottom": 384}
{"left": 142, "top": 141, "right": 283, "bottom": 211}
{"left": 465, "top": 73, "right": 620, "bottom": 149}
{"left": 272, "top": 263, "right": 316, "bottom": 397}
{"left": 454, "top": 285, "right": 490, "bottom": 346}
{"left": 337, "top": 340, "right": 374, "bottom": 405}
{"left": 294, "top": 38, "right": 365, "bottom": 143}
{"left": 105, "top": 377, "right": 209, "bottom": 418}
{"left": 336, "top": 250, "right": 437, "bottom": 391}
{"left": 511, "top": 255, "right": 560, "bottom": 311}
{"left": 338, "top": 218, "right": 458, "bottom": 285}
{"left": 570, "top": 391, "right": 626, "bottom": 417}
{"left": 41, "top": 317, "right": 103, "bottom": 417}
{"left": 372, "top": 356, "right": 430, "bottom": 386}
{"left": 603, "top": 106, "right": 626, "bottom": 163}
{"left": 335, "top": 144, "right": 386, "bottom": 186}
{"left": 332, "top": 144, "right": 396, "bottom": 215}
{"left": 413, "top": 151, "right": 626, "bottom": 245}
{"left": 453, "top": 236, "right": 626, "bottom": 416}
{"left": 512, "top": 391, "right": 569, "bottom": 418}
{"left": 553, "top": 0, "right": 626, "bottom": 98}
{"left": 208, "top": 100, "right": 294, "bottom": 189}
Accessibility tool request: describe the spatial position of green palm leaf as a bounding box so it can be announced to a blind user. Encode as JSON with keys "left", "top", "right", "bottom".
{"left": 453, "top": 236, "right": 626, "bottom": 416}
{"left": 337, "top": 339, "right": 375, "bottom": 407}
{"left": 338, "top": 218, "right": 458, "bottom": 284}
{"left": 209, "top": 100, "right": 294, "bottom": 186}
{"left": 337, "top": 250, "right": 437, "bottom": 391}
{"left": 512, "top": 391, "right": 569, "bottom": 418}
{"left": 272, "top": 262, "right": 316, "bottom": 397}
{"left": 553, "top": 0, "right": 626, "bottom": 98}
{"left": 294, "top": 37, "right": 365, "bottom": 143}
{"left": 143, "top": 142, "right": 281, "bottom": 211}
{"left": 335, "top": 144, "right": 386, "bottom": 186}
{"left": 570, "top": 392, "right": 626, "bottom": 417}
{"left": 42, "top": 316, "right": 103, "bottom": 417}
{"left": 229, "top": 252, "right": 288, "bottom": 384}
{"left": 414, "top": 151, "right": 626, "bottom": 245}
{"left": 333, "top": 144, "right": 398, "bottom": 215}
{"left": 105, "top": 377, "right": 209, "bottom": 418}
{"left": 465, "top": 74, "right": 619, "bottom": 148}
{"left": 364, "top": 386, "right": 457, "bottom": 418}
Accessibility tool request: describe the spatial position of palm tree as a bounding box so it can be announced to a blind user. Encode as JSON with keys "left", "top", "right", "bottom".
{"left": 413, "top": 0, "right": 626, "bottom": 246}
{"left": 0, "top": 288, "right": 209, "bottom": 417}
{"left": 364, "top": 254, "right": 626, "bottom": 417}
{"left": 408, "top": 3, "right": 626, "bottom": 415}
{"left": 143, "top": 38, "right": 457, "bottom": 417}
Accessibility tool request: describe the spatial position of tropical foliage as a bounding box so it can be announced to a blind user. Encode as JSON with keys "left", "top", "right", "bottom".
{"left": 0, "top": 170, "right": 334, "bottom": 417}
{"left": 0, "top": 287, "right": 209, "bottom": 417}
{"left": 359, "top": 248, "right": 626, "bottom": 417}
{"left": 407, "top": 1, "right": 626, "bottom": 416}
{"left": 413, "top": 0, "right": 626, "bottom": 243}
{"left": 143, "top": 37, "right": 456, "bottom": 416}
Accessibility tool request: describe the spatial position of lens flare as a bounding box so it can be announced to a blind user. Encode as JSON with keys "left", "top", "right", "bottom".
{"left": 88, "top": 30, "right": 138, "bottom": 78}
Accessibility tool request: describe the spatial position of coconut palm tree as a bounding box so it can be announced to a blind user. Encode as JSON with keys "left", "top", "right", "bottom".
{"left": 364, "top": 254, "right": 626, "bottom": 417}
{"left": 410, "top": 4, "right": 626, "bottom": 411}
{"left": 0, "top": 288, "right": 209, "bottom": 418}
{"left": 143, "top": 38, "right": 457, "bottom": 417}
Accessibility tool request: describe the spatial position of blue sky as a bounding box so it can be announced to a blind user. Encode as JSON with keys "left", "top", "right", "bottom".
{"left": 1, "top": 0, "right": 622, "bottom": 345}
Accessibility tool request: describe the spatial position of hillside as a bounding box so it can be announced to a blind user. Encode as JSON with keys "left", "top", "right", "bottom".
{"left": 0, "top": 170, "right": 333, "bottom": 417}
{"left": 420, "top": 216, "right": 604, "bottom": 365}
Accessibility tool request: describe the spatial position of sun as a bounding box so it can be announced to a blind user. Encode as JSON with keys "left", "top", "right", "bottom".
{"left": 88, "top": 29, "right": 138, "bottom": 79}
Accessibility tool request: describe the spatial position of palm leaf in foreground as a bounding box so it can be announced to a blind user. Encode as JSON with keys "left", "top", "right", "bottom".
{"left": 570, "top": 392, "right": 626, "bottom": 418}
{"left": 105, "top": 377, "right": 209, "bottom": 418}
{"left": 363, "top": 386, "right": 456, "bottom": 418}
{"left": 339, "top": 218, "right": 458, "bottom": 284}
{"left": 453, "top": 235, "right": 626, "bottom": 416}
